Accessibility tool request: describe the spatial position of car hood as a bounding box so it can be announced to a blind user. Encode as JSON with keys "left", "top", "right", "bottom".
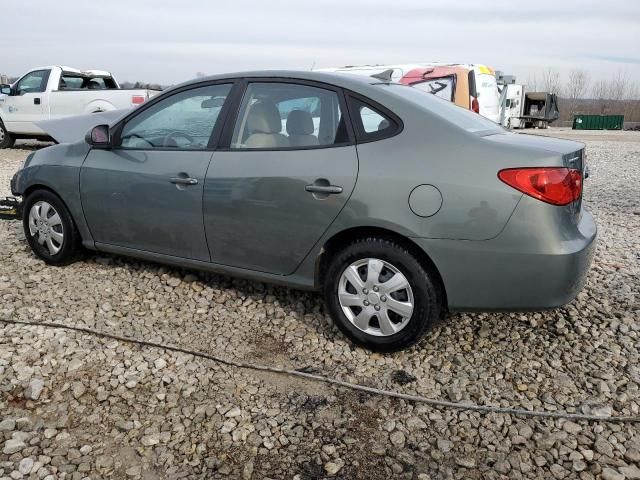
{"left": 35, "top": 109, "right": 130, "bottom": 144}
{"left": 483, "top": 131, "right": 584, "bottom": 155}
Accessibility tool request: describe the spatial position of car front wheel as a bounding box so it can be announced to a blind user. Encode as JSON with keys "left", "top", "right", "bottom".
{"left": 0, "top": 121, "right": 15, "bottom": 149}
{"left": 22, "top": 190, "right": 81, "bottom": 265}
{"left": 323, "top": 237, "right": 443, "bottom": 352}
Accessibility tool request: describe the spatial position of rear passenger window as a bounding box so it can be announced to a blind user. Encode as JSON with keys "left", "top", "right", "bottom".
{"left": 348, "top": 96, "right": 400, "bottom": 142}
{"left": 231, "top": 82, "right": 349, "bottom": 149}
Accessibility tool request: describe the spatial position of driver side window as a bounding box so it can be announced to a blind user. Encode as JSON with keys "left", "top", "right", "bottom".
{"left": 16, "top": 70, "right": 49, "bottom": 95}
{"left": 120, "top": 84, "right": 231, "bottom": 150}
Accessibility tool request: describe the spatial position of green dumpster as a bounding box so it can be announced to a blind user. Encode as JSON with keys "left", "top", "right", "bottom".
{"left": 573, "top": 114, "right": 624, "bottom": 130}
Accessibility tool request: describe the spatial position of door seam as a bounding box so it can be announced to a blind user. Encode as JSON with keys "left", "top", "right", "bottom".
{"left": 201, "top": 150, "right": 217, "bottom": 262}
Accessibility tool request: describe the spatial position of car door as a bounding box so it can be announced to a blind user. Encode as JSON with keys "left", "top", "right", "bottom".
{"left": 80, "top": 82, "right": 235, "bottom": 261}
{"left": 204, "top": 80, "right": 358, "bottom": 275}
{"left": 2, "top": 69, "right": 49, "bottom": 134}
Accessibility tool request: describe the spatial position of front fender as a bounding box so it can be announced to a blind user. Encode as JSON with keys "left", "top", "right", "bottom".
{"left": 14, "top": 142, "right": 95, "bottom": 248}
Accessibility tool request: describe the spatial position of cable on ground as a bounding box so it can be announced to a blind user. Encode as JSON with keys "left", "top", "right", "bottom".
{"left": 1, "top": 318, "right": 638, "bottom": 424}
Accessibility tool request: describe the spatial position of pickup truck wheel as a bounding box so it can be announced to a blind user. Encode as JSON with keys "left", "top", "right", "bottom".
{"left": 0, "top": 121, "right": 15, "bottom": 149}
{"left": 23, "top": 190, "right": 81, "bottom": 266}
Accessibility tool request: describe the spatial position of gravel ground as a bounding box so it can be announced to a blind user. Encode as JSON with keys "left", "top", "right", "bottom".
{"left": 1, "top": 132, "right": 639, "bottom": 479}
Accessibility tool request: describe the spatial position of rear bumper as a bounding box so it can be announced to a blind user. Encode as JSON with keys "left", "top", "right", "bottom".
{"left": 413, "top": 206, "right": 597, "bottom": 311}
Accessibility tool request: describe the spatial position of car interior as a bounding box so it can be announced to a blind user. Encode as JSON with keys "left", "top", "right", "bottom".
{"left": 232, "top": 84, "right": 347, "bottom": 149}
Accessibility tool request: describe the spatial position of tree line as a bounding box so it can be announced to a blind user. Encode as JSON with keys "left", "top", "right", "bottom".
{"left": 119, "top": 81, "right": 164, "bottom": 90}
{"left": 528, "top": 68, "right": 640, "bottom": 122}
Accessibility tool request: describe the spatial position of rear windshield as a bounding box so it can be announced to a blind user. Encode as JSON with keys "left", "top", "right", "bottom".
{"left": 59, "top": 74, "right": 118, "bottom": 90}
{"left": 385, "top": 83, "right": 504, "bottom": 135}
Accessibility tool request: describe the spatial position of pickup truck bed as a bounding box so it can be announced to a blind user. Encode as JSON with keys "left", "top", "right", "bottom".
{"left": 0, "top": 66, "right": 160, "bottom": 147}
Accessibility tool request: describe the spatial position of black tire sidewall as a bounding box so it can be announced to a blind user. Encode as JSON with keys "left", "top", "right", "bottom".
{"left": 323, "top": 238, "right": 440, "bottom": 351}
{"left": 0, "top": 121, "right": 15, "bottom": 149}
{"left": 22, "top": 190, "right": 79, "bottom": 265}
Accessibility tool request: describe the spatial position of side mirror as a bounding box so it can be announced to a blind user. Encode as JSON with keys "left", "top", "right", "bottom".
{"left": 0, "top": 84, "right": 12, "bottom": 95}
{"left": 86, "top": 124, "right": 112, "bottom": 148}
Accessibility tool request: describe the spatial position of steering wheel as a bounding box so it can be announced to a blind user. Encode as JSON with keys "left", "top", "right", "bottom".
{"left": 163, "top": 131, "right": 196, "bottom": 148}
{"left": 121, "top": 133, "right": 154, "bottom": 148}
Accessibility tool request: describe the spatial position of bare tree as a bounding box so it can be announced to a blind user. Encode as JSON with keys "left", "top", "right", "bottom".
{"left": 591, "top": 79, "right": 608, "bottom": 100}
{"left": 608, "top": 70, "right": 630, "bottom": 101}
{"left": 589, "top": 79, "right": 609, "bottom": 114}
{"left": 565, "top": 69, "right": 590, "bottom": 115}
{"left": 526, "top": 73, "right": 538, "bottom": 91}
{"left": 542, "top": 67, "right": 562, "bottom": 95}
{"left": 622, "top": 81, "right": 640, "bottom": 119}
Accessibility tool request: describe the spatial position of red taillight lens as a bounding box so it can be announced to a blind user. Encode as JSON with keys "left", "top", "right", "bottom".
{"left": 131, "top": 95, "right": 145, "bottom": 105}
{"left": 498, "top": 167, "right": 582, "bottom": 206}
{"left": 471, "top": 97, "right": 480, "bottom": 113}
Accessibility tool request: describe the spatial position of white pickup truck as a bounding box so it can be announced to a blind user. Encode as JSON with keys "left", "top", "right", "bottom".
{"left": 0, "top": 66, "right": 161, "bottom": 148}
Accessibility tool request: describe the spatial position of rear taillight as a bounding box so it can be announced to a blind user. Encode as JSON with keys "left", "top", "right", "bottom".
{"left": 471, "top": 97, "right": 480, "bottom": 113}
{"left": 498, "top": 167, "right": 582, "bottom": 206}
{"left": 131, "top": 95, "right": 146, "bottom": 105}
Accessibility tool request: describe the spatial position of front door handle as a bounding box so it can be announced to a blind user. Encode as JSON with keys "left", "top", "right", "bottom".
{"left": 170, "top": 177, "right": 198, "bottom": 186}
{"left": 305, "top": 184, "right": 343, "bottom": 194}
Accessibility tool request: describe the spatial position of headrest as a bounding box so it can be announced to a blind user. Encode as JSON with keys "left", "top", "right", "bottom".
{"left": 247, "top": 101, "right": 282, "bottom": 134}
{"left": 286, "top": 110, "right": 315, "bottom": 135}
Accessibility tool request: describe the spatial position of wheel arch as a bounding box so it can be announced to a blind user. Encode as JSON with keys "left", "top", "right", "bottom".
{"left": 316, "top": 226, "right": 448, "bottom": 308}
{"left": 22, "top": 184, "right": 78, "bottom": 227}
{"left": 23, "top": 183, "right": 62, "bottom": 200}
{"left": 84, "top": 100, "right": 117, "bottom": 114}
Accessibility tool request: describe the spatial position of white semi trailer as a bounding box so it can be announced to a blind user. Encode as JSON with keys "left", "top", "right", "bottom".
{"left": 496, "top": 72, "right": 559, "bottom": 129}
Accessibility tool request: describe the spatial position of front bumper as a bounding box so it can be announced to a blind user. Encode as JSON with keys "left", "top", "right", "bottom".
{"left": 0, "top": 196, "right": 23, "bottom": 220}
{"left": 10, "top": 170, "right": 21, "bottom": 196}
{"left": 1, "top": 172, "right": 23, "bottom": 220}
{"left": 413, "top": 206, "right": 597, "bottom": 311}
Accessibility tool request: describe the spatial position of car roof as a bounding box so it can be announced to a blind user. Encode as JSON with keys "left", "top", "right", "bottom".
{"left": 27, "top": 66, "right": 113, "bottom": 77}
{"left": 173, "top": 70, "right": 388, "bottom": 93}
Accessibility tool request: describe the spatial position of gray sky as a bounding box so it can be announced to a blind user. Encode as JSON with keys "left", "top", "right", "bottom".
{"left": 2, "top": 0, "right": 639, "bottom": 88}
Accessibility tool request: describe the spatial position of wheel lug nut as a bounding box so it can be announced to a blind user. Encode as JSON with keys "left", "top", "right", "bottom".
{"left": 373, "top": 286, "right": 379, "bottom": 292}
{"left": 374, "top": 305, "right": 381, "bottom": 311}
{"left": 363, "top": 300, "right": 369, "bottom": 306}
{"left": 381, "top": 295, "right": 387, "bottom": 302}
{"left": 363, "top": 288, "right": 368, "bottom": 294}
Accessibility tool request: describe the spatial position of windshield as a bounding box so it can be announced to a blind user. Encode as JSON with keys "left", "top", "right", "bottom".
{"left": 385, "top": 83, "right": 504, "bottom": 135}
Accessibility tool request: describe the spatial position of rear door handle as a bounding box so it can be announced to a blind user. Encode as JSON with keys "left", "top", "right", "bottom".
{"left": 305, "top": 184, "right": 343, "bottom": 194}
{"left": 170, "top": 177, "right": 198, "bottom": 186}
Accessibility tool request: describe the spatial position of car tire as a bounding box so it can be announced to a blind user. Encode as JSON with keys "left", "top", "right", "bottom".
{"left": 0, "top": 120, "right": 15, "bottom": 149}
{"left": 323, "top": 237, "right": 443, "bottom": 352}
{"left": 22, "top": 189, "right": 82, "bottom": 266}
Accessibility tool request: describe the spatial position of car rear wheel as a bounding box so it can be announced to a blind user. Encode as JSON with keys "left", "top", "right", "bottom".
{"left": 323, "top": 237, "right": 443, "bottom": 351}
{"left": 23, "top": 190, "right": 81, "bottom": 265}
{"left": 0, "top": 121, "right": 15, "bottom": 149}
